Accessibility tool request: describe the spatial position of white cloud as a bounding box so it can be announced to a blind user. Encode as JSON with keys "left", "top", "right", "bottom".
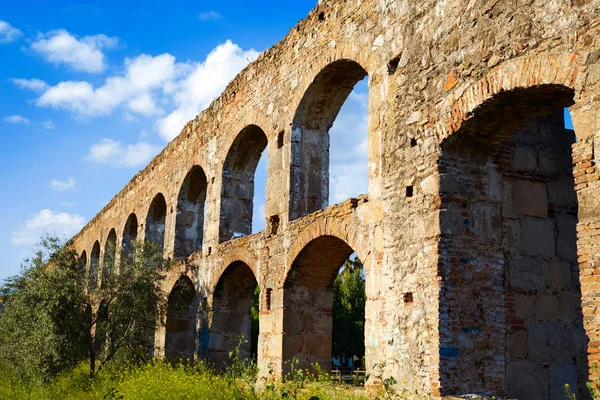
{"left": 11, "top": 209, "right": 85, "bottom": 247}
{"left": 50, "top": 177, "right": 76, "bottom": 191}
{"left": 30, "top": 29, "right": 118, "bottom": 73}
{"left": 0, "top": 20, "right": 23, "bottom": 44}
{"left": 36, "top": 53, "right": 178, "bottom": 117}
{"left": 3, "top": 115, "right": 30, "bottom": 124}
{"left": 26, "top": 40, "right": 257, "bottom": 141}
{"left": 155, "top": 40, "right": 259, "bottom": 140}
{"left": 43, "top": 119, "right": 55, "bottom": 129}
{"left": 86, "top": 138, "right": 161, "bottom": 167}
{"left": 12, "top": 78, "right": 49, "bottom": 92}
{"left": 198, "top": 10, "right": 222, "bottom": 21}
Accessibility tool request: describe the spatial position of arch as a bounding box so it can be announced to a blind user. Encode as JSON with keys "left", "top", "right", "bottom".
{"left": 122, "top": 213, "right": 138, "bottom": 265}
{"left": 88, "top": 241, "right": 100, "bottom": 293}
{"left": 219, "top": 125, "right": 268, "bottom": 243}
{"left": 165, "top": 276, "right": 197, "bottom": 361}
{"left": 209, "top": 261, "right": 259, "bottom": 368}
{"left": 437, "top": 83, "right": 585, "bottom": 398}
{"left": 175, "top": 166, "right": 208, "bottom": 258}
{"left": 282, "top": 235, "right": 357, "bottom": 372}
{"left": 94, "top": 300, "right": 110, "bottom": 357}
{"left": 79, "top": 250, "right": 87, "bottom": 272}
{"left": 289, "top": 59, "right": 368, "bottom": 221}
{"left": 102, "top": 229, "right": 117, "bottom": 287}
{"left": 145, "top": 193, "right": 167, "bottom": 253}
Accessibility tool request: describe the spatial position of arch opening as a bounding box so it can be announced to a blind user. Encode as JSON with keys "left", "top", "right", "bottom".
{"left": 102, "top": 229, "right": 117, "bottom": 287}
{"left": 219, "top": 125, "right": 268, "bottom": 243}
{"left": 145, "top": 193, "right": 167, "bottom": 254}
{"left": 209, "top": 261, "right": 259, "bottom": 368}
{"left": 79, "top": 250, "right": 87, "bottom": 272}
{"left": 88, "top": 241, "right": 100, "bottom": 293}
{"left": 175, "top": 166, "right": 208, "bottom": 259}
{"left": 282, "top": 235, "right": 364, "bottom": 374}
{"left": 289, "top": 60, "right": 368, "bottom": 221}
{"left": 122, "top": 213, "right": 138, "bottom": 267}
{"left": 438, "top": 85, "right": 585, "bottom": 399}
{"left": 165, "top": 276, "right": 197, "bottom": 361}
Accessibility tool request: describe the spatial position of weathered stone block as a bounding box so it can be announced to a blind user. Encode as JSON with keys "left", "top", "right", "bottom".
{"left": 549, "top": 364, "right": 578, "bottom": 400}
{"left": 514, "top": 294, "right": 535, "bottom": 319}
{"left": 512, "top": 145, "right": 537, "bottom": 171}
{"left": 556, "top": 215, "right": 578, "bottom": 262}
{"left": 528, "top": 321, "right": 574, "bottom": 364}
{"left": 546, "top": 262, "right": 572, "bottom": 290}
{"left": 536, "top": 294, "right": 559, "bottom": 322}
{"left": 520, "top": 217, "right": 556, "bottom": 256}
{"left": 507, "top": 331, "right": 528, "bottom": 361}
{"left": 507, "top": 361, "right": 549, "bottom": 400}
{"left": 512, "top": 181, "right": 548, "bottom": 218}
{"left": 509, "top": 258, "right": 545, "bottom": 291}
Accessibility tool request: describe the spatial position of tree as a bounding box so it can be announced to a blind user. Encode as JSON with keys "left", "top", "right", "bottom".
{"left": 0, "top": 236, "right": 171, "bottom": 382}
{"left": 332, "top": 256, "right": 366, "bottom": 368}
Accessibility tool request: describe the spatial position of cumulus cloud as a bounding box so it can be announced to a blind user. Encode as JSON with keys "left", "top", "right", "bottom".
{"left": 36, "top": 53, "right": 179, "bottom": 117}
{"left": 12, "top": 78, "right": 48, "bottom": 92}
{"left": 3, "top": 115, "right": 30, "bottom": 124}
{"left": 43, "top": 119, "right": 55, "bottom": 129}
{"left": 30, "top": 30, "right": 118, "bottom": 73}
{"left": 198, "top": 10, "right": 222, "bottom": 21}
{"left": 155, "top": 40, "right": 259, "bottom": 140}
{"left": 86, "top": 138, "right": 161, "bottom": 167}
{"left": 50, "top": 177, "right": 76, "bottom": 191}
{"left": 11, "top": 209, "right": 85, "bottom": 247}
{"left": 0, "top": 20, "right": 23, "bottom": 44}
{"left": 24, "top": 40, "right": 257, "bottom": 141}
{"left": 328, "top": 81, "right": 369, "bottom": 204}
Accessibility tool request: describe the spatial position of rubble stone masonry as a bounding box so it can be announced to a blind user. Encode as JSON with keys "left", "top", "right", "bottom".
{"left": 70, "top": 0, "right": 600, "bottom": 398}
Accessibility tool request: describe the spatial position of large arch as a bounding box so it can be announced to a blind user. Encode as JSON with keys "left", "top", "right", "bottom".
{"left": 122, "top": 213, "right": 138, "bottom": 266}
{"left": 102, "top": 229, "right": 117, "bottom": 287}
{"left": 219, "top": 125, "right": 268, "bottom": 243}
{"left": 145, "top": 193, "right": 167, "bottom": 253}
{"left": 88, "top": 241, "right": 101, "bottom": 293}
{"left": 437, "top": 84, "right": 585, "bottom": 399}
{"left": 209, "top": 261, "right": 259, "bottom": 368}
{"left": 175, "top": 166, "right": 208, "bottom": 259}
{"left": 289, "top": 59, "right": 368, "bottom": 221}
{"left": 165, "top": 276, "right": 197, "bottom": 361}
{"left": 79, "top": 250, "right": 87, "bottom": 272}
{"left": 282, "top": 235, "right": 357, "bottom": 372}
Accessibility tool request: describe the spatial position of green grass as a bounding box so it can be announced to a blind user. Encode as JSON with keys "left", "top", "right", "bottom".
{"left": 0, "top": 361, "right": 371, "bottom": 400}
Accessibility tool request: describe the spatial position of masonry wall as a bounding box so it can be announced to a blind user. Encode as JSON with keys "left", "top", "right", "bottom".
{"left": 69, "top": 0, "right": 600, "bottom": 397}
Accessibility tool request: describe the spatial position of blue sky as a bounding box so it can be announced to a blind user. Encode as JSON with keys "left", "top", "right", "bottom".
{"left": 0, "top": 2, "right": 574, "bottom": 283}
{"left": 0, "top": 0, "right": 372, "bottom": 282}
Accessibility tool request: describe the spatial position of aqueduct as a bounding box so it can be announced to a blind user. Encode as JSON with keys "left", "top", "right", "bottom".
{"left": 70, "top": 0, "right": 600, "bottom": 398}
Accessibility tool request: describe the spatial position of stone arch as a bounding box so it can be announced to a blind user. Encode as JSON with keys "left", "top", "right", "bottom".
{"left": 219, "top": 125, "right": 268, "bottom": 243}
{"left": 122, "top": 213, "right": 138, "bottom": 265}
{"left": 88, "top": 241, "right": 100, "bottom": 293}
{"left": 102, "top": 229, "right": 117, "bottom": 287}
{"left": 175, "top": 166, "right": 208, "bottom": 259}
{"left": 165, "top": 275, "right": 197, "bottom": 361}
{"left": 145, "top": 193, "right": 167, "bottom": 253}
{"left": 209, "top": 260, "right": 259, "bottom": 368}
{"left": 289, "top": 59, "right": 368, "bottom": 221}
{"left": 79, "top": 250, "right": 87, "bottom": 271}
{"left": 437, "top": 52, "right": 582, "bottom": 146}
{"left": 437, "top": 80, "right": 585, "bottom": 398}
{"left": 282, "top": 235, "right": 360, "bottom": 373}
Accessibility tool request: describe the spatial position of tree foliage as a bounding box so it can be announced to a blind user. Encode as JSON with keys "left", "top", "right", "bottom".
{"left": 332, "top": 256, "right": 365, "bottom": 367}
{"left": 0, "top": 236, "right": 171, "bottom": 383}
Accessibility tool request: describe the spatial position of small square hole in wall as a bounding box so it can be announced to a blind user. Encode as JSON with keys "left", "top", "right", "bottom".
{"left": 277, "top": 131, "right": 285, "bottom": 149}
{"left": 269, "top": 215, "right": 280, "bottom": 236}
{"left": 265, "top": 288, "right": 272, "bottom": 311}
{"left": 318, "top": 11, "right": 325, "bottom": 21}
{"left": 387, "top": 55, "right": 401, "bottom": 75}
{"left": 404, "top": 292, "right": 413, "bottom": 304}
{"left": 410, "top": 137, "right": 417, "bottom": 147}
{"left": 406, "top": 186, "right": 414, "bottom": 197}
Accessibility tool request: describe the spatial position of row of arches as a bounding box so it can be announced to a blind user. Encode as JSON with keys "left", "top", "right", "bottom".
{"left": 80, "top": 59, "right": 370, "bottom": 290}
{"left": 163, "top": 234, "right": 362, "bottom": 372}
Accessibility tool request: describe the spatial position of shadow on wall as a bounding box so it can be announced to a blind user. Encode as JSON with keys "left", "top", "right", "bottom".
{"left": 437, "top": 85, "right": 587, "bottom": 399}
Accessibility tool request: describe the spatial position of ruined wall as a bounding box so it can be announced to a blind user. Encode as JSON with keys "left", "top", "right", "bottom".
{"left": 69, "top": 0, "right": 600, "bottom": 397}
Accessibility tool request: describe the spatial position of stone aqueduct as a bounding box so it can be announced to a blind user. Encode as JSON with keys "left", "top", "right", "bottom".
{"left": 70, "top": 0, "right": 600, "bottom": 398}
